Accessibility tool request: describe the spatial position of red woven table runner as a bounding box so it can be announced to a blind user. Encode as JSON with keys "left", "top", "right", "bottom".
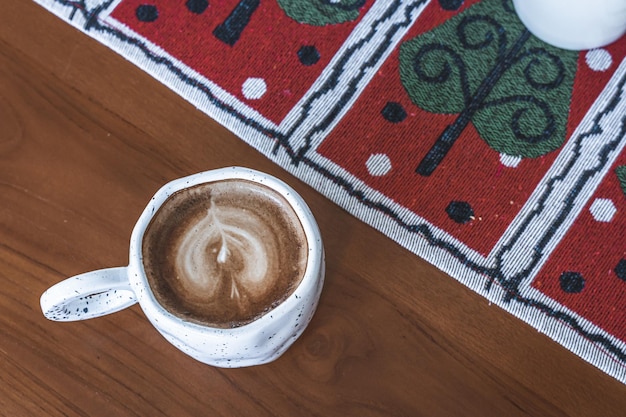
{"left": 35, "top": 0, "right": 626, "bottom": 383}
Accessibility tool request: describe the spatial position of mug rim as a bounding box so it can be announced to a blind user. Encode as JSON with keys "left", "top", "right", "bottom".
{"left": 127, "top": 166, "right": 323, "bottom": 335}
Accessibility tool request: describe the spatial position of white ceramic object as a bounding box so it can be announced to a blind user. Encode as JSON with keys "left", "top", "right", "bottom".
{"left": 513, "top": 0, "right": 626, "bottom": 50}
{"left": 40, "top": 167, "right": 325, "bottom": 368}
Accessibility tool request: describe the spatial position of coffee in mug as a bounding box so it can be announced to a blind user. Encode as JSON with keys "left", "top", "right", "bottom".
{"left": 142, "top": 179, "right": 308, "bottom": 328}
{"left": 40, "top": 167, "right": 324, "bottom": 367}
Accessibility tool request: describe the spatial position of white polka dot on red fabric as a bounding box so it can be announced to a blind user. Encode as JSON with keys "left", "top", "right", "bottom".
{"left": 585, "top": 49, "right": 612, "bottom": 72}
{"left": 366, "top": 153, "right": 392, "bottom": 176}
{"left": 590, "top": 198, "right": 616, "bottom": 222}
{"left": 499, "top": 153, "right": 521, "bottom": 168}
{"left": 242, "top": 78, "right": 267, "bottom": 100}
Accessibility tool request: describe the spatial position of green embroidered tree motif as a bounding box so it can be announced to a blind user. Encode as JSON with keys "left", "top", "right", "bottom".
{"left": 277, "top": 0, "right": 365, "bottom": 26}
{"left": 399, "top": 0, "right": 577, "bottom": 176}
{"left": 616, "top": 165, "right": 626, "bottom": 197}
{"left": 214, "top": 0, "right": 365, "bottom": 46}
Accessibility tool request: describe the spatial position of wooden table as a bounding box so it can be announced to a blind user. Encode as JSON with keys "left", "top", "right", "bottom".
{"left": 2, "top": 2, "right": 625, "bottom": 416}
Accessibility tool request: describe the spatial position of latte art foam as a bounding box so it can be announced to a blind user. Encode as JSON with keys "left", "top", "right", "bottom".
{"left": 142, "top": 179, "right": 308, "bottom": 328}
{"left": 175, "top": 203, "right": 274, "bottom": 308}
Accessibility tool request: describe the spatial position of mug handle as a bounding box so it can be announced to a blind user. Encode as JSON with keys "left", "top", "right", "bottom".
{"left": 40, "top": 267, "right": 137, "bottom": 322}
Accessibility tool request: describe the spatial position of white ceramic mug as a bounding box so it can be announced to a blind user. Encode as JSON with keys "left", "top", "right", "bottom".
{"left": 40, "top": 167, "right": 325, "bottom": 367}
{"left": 513, "top": 0, "right": 626, "bottom": 50}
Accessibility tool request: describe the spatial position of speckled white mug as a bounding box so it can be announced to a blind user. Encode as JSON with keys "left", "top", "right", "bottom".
{"left": 40, "top": 167, "right": 325, "bottom": 367}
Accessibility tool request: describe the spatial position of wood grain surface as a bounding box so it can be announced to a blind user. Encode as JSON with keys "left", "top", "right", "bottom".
{"left": 1, "top": 2, "right": 625, "bottom": 416}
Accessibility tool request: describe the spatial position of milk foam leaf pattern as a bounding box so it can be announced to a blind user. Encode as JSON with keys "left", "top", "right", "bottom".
{"left": 175, "top": 199, "right": 271, "bottom": 313}
{"left": 277, "top": 0, "right": 366, "bottom": 26}
{"left": 399, "top": 0, "right": 577, "bottom": 176}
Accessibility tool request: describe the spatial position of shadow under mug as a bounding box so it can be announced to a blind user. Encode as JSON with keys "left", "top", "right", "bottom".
{"left": 40, "top": 167, "right": 325, "bottom": 367}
